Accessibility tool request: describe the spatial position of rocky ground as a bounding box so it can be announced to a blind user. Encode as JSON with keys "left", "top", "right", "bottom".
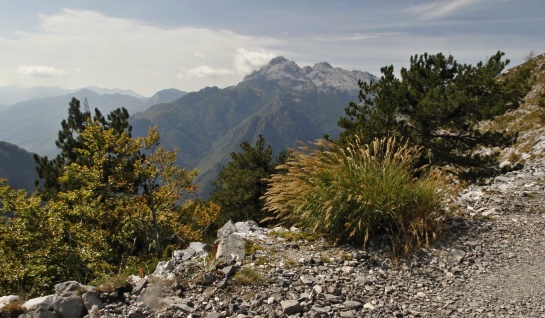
{"left": 4, "top": 158, "right": 545, "bottom": 318}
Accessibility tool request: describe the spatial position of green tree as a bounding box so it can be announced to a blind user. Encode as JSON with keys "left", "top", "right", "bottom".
{"left": 339, "top": 51, "right": 531, "bottom": 179}
{"left": 34, "top": 97, "right": 136, "bottom": 198}
{"left": 0, "top": 116, "right": 218, "bottom": 297}
{"left": 210, "top": 135, "right": 287, "bottom": 224}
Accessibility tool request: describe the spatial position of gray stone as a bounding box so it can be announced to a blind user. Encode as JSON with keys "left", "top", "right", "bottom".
{"left": 495, "top": 176, "right": 511, "bottom": 183}
{"left": 133, "top": 277, "right": 148, "bottom": 295}
{"left": 340, "top": 311, "right": 355, "bottom": 318}
{"left": 19, "top": 308, "right": 58, "bottom": 318}
{"left": 343, "top": 300, "right": 363, "bottom": 310}
{"left": 217, "top": 220, "right": 237, "bottom": 239}
{"left": 300, "top": 275, "right": 317, "bottom": 285}
{"left": 221, "top": 265, "right": 239, "bottom": 277}
{"left": 153, "top": 259, "right": 175, "bottom": 275}
{"left": 363, "top": 302, "right": 375, "bottom": 310}
{"left": 281, "top": 300, "right": 303, "bottom": 315}
{"left": 23, "top": 295, "right": 59, "bottom": 311}
{"left": 54, "top": 281, "right": 88, "bottom": 297}
{"left": 182, "top": 248, "right": 197, "bottom": 261}
{"left": 341, "top": 266, "right": 354, "bottom": 274}
{"left": 189, "top": 241, "right": 212, "bottom": 253}
{"left": 81, "top": 291, "right": 103, "bottom": 312}
{"left": 203, "top": 273, "right": 215, "bottom": 284}
{"left": 447, "top": 248, "right": 465, "bottom": 264}
{"left": 235, "top": 220, "right": 260, "bottom": 234}
{"left": 216, "top": 234, "right": 245, "bottom": 263}
{"left": 51, "top": 296, "right": 84, "bottom": 318}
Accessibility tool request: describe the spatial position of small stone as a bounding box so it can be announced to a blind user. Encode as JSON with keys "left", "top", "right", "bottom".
{"left": 343, "top": 300, "right": 362, "bottom": 310}
{"left": 281, "top": 300, "right": 303, "bottom": 315}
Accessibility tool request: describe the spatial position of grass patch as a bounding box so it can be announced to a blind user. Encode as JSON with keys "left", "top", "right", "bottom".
{"left": 263, "top": 136, "right": 453, "bottom": 255}
{"left": 320, "top": 255, "right": 331, "bottom": 263}
{"left": 254, "top": 256, "right": 268, "bottom": 266}
{"left": 233, "top": 267, "right": 266, "bottom": 286}
{"left": 339, "top": 252, "right": 353, "bottom": 261}
{"left": 244, "top": 239, "right": 263, "bottom": 256}
{"left": 92, "top": 273, "right": 131, "bottom": 293}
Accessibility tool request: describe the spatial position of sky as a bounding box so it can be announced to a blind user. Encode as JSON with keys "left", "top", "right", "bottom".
{"left": 0, "top": 0, "right": 543, "bottom": 97}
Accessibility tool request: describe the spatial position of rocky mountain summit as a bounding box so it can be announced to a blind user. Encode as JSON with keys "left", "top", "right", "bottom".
{"left": 3, "top": 156, "right": 545, "bottom": 317}
{"left": 131, "top": 57, "right": 375, "bottom": 197}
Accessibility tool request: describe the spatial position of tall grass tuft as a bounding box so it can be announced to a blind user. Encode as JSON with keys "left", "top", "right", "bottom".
{"left": 263, "top": 136, "right": 452, "bottom": 255}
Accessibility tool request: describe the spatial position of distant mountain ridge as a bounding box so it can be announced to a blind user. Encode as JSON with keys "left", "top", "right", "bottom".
{"left": 131, "top": 56, "right": 375, "bottom": 197}
{"left": 0, "top": 85, "right": 146, "bottom": 105}
{"left": 0, "top": 141, "right": 36, "bottom": 193}
{"left": 0, "top": 88, "right": 187, "bottom": 157}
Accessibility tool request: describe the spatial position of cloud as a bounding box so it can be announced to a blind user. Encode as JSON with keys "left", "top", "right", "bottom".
{"left": 0, "top": 9, "right": 281, "bottom": 95}
{"left": 405, "top": 0, "right": 492, "bottom": 20}
{"left": 17, "top": 65, "right": 66, "bottom": 78}
{"left": 180, "top": 65, "right": 233, "bottom": 79}
{"left": 194, "top": 52, "right": 206, "bottom": 60}
{"left": 233, "top": 48, "right": 277, "bottom": 74}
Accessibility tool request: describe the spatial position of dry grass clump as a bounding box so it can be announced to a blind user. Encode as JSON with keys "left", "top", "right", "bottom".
{"left": 263, "top": 136, "right": 452, "bottom": 255}
{"left": 0, "top": 301, "right": 24, "bottom": 318}
{"left": 233, "top": 267, "right": 266, "bottom": 286}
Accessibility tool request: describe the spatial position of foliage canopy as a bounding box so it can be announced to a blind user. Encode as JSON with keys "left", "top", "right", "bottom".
{"left": 0, "top": 104, "right": 219, "bottom": 297}
{"left": 339, "top": 51, "right": 532, "bottom": 179}
{"left": 210, "top": 135, "right": 287, "bottom": 225}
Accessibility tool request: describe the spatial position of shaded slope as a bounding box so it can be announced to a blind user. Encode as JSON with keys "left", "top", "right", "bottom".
{"left": 132, "top": 57, "right": 374, "bottom": 197}
{"left": 0, "top": 141, "right": 37, "bottom": 193}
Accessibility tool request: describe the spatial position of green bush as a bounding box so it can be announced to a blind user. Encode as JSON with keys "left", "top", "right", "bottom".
{"left": 263, "top": 136, "right": 452, "bottom": 254}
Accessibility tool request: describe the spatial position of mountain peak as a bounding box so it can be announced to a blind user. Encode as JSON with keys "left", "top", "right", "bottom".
{"left": 313, "top": 62, "right": 333, "bottom": 70}
{"left": 268, "top": 56, "right": 289, "bottom": 66}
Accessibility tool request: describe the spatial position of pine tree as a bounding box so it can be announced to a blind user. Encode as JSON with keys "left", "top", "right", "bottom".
{"left": 34, "top": 97, "right": 137, "bottom": 198}
{"left": 210, "top": 135, "right": 287, "bottom": 224}
{"left": 339, "top": 51, "right": 531, "bottom": 179}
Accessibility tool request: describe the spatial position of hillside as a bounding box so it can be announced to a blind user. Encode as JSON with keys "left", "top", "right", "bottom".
{"left": 131, "top": 57, "right": 375, "bottom": 197}
{"left": 0, "top": 89, "right": 148, "bottom": 157}
{"left": 0, "top": 87, "right": 186, "bottom": 158}
{"left": 2, "top": 53, "right": 545, "bottom": 318}
{"left": 0, "top": 141, "right": 36, "bottom": 193}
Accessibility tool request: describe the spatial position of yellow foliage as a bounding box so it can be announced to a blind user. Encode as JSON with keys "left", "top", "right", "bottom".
{"left": 0, "top": 120, "right": 219, "bottom": 296}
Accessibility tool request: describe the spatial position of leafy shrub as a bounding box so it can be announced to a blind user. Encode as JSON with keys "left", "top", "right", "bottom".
{"left": 263, "top": 136, "right": 452, "bottom": 254}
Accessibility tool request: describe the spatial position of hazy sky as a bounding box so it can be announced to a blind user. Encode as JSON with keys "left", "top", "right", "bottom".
{"left": 0, "top": 0, "right": 543, "bottom": 96}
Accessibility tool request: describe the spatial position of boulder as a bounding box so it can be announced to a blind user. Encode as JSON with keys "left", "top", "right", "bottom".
{"left": 216, "top": 234, "right": 245, "bottom": 263}
{"left": 81, "top": 291, "right": 103, "bottom": 312}
{"left": 132, "top": 277, "right": 149, "bottom": 295}
{"left": 189, "top": 242, "right": 212, "bottom": 253}
{"left": 217, "top": 220, "right": 237, "bottom": 239}
{"left": 19, "top": 308, "right": 57, "bottom": 318}
{"left": 22, "top": 295, "right": 59, "bottom": 311}
{"left": 281, "top": 299, "right": 303, "bottom": 315}
{"left": 51, "top": 296, "right": 84, "bottom": 318}
{"left": 153, "top": 259, "right": 175, "bottom": 276}
{"left": 54, "top": 281, "right": 91, "bottom": 297}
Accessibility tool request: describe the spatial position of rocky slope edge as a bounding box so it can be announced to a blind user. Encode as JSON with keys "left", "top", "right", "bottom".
{"left": 3, "top": 158, "right": 545, "bottom": 317}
